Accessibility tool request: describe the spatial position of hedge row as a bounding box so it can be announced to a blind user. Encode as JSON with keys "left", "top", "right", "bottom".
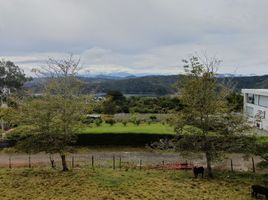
{"left": 76, "top": 133, "right": 174, "bottom": 147}
{"left": 1, "top": 133, "right": 175, "bottom": 148}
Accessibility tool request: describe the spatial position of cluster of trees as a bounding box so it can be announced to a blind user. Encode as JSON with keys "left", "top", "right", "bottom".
{"left": 93, "top": 90, "right": 243, "bottom": 115}
{"left": 94, "top": 93, "right": 184, "bottom": 114}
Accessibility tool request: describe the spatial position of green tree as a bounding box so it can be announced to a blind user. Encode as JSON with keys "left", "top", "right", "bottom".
{"left": 14, "top": 55, "right": 85, "bottom": 171}
{"left": 226, "top": 92, "right": 243, "bottom": 112}
{"left": 0, "top": 60, "right": 28, "bottom": 97}
{"left": 0, "top": 107, "right": 19, "bottom": 132}
{"left": 175, "top": 55, "right": 252, "bottom": 177}
{"left": 255, "top": 137, "right": 268, "bottom": 169}
{"left": 0, "top": 60, "right": 29, "bottom": 131}
{"left": 102, "top": 98, "right": 117, "bottom": 114}
{"left": 102, "top": 90, "right": 128, "bottom": 114}
{"left": 106, "top": 90, "right": 125, "bottom": 101}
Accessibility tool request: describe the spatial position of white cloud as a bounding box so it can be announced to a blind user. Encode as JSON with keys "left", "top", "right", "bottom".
{"left": 0, "top": 0, "right": 268, "bottom": 75}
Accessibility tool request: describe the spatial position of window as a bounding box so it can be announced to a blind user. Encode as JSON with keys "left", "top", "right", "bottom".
{"left": 246, "top": 106, "right": 254, "bottom": 117}
{"left": 258, "top": 95, "right": 268, "bottom": 108}
{"left": 247, "top": 94, "right": 255, "bottom": 104}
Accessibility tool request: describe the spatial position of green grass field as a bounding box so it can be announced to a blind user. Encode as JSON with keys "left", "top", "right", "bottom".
{"left": 0, "top": 167, "right": 266, "bottom": 200}
{"left": 80, "top": 123, "right": 175, "bottom": 135}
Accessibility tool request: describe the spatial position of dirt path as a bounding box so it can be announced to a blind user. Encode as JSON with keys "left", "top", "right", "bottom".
{"left": 0, "top": 151, "right": 263, "bottom": 172}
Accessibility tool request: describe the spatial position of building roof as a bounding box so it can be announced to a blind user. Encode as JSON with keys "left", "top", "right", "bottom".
{"left": 242, "top": 89, "right": 268, "bottom": 96}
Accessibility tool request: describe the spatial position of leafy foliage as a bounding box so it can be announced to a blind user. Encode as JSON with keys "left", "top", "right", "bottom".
{"left": 0, "top": 60, "right": 29, "bottom": 94}
{"left": 0, "top": 60, "right": 29, "bottom": 132}
{"left": 94, "top": 95, "right": 183, "bottom": 114}
{"left": 11, "top": 56, "right": 86, "bottom": 171}
{"left": 256, "top": 137, "right": 268, "bottom": 168}
{"left": 175, "top": 55, "right": 253, "bottom": 177}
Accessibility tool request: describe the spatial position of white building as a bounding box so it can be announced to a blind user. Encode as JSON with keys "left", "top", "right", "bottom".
{"left": 242, "top": 89, "right": 268, "bottom": 131}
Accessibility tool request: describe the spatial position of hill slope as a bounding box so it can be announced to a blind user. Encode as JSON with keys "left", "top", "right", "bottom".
{"left": 24, "top": 75, "right": 268, "bottom": 95}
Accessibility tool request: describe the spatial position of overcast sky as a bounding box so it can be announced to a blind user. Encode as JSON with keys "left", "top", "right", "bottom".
{"left": 1, "top": 0, "right": 268, "bottom": 76}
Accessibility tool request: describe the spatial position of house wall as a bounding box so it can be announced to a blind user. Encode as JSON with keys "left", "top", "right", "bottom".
{"left": 243, "top": 92, "right": 268, "bottom": 131}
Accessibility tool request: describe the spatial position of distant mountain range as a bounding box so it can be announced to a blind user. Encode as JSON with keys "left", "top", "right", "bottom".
{"left": 24, "top": 74, "right": 268, "bottom": 96}
{"left": 81, "top": 72, "right": 162, "bottom": 79}
{"left": 83, "top": 72, "right": 253, "bottom": 79}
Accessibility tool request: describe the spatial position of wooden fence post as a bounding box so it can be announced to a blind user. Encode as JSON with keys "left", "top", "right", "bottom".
{"left": 72, "top": 156, "right": 74, "bottom": 168}
{"left": 91, "top": 155, "right": 94, "bottom": 170}
{"left": 230, "top": 159, "right": 233, "bottom": 172}
{"left": 9, "top": 155, "right": 11, "bottom": 169}
{"left": 28, "top": 154, "right": 31, "bottom": 168}
{"left": 119, "top": 156, "right": 122, "bottom": 169}
{"left": 252, "top": 157, "right": 255, "bottom": 173}
{"left": 113, "top": 155, "right": 115, "bottom": 170}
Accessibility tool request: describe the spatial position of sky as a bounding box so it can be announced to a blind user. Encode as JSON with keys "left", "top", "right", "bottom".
{"left": 0, "top": 0, "right": 268, "bottom": 76}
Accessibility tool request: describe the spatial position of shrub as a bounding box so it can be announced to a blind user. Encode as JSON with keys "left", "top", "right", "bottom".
{"left": 130, "top": 113, "right": 140, "bottom": 126}
{"left": 81, "top": 115, "right": 102, "bottom": 125}
{"left": 134, "top": 119, "right": 141, "bottom": 126}
{"left": 105, "top": 119, "right": 116, "bottom": 126}
{"left": 122, "top": 121, "right": 127, "bottom": 126}
{"left": 257, "top": 160, "right": 268, "bottom": 169}
{"left": 149, "top": 115, "right": 157, "bottom": 122}
{"left": 95, "top": 118, "right": 102, "bottom": 127}
{"left": 81, "top": 116, "right": 95, "bottom": 124}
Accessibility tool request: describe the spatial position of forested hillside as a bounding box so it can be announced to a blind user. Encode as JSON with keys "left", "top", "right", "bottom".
{"left": 24, "top": 74, "right": 268, "bottom": 95}
{"left": 81, "top": 75, "right": 178, "bottom": 95}
{"left": 226, "top": 75, "right": 268, "bottom": 89}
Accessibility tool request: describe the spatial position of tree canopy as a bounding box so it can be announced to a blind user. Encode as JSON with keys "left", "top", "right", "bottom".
{"left": 11, "top": 56, "right": 86, "bottom": 171}
{"left": 0, "top": 60, "right": 28, "bottom": 95}
{"left": 175, "top": 55, "right": 253, "bottom": 177}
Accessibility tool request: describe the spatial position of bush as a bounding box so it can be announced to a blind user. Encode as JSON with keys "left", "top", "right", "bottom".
{"left": 81, "top": 116, "right": 102, "bottom": 125}
{"left": 122, "top": 121, "right": 127, "bottom": 126}
{"left": 105, "top": 119, "right": 116, "bottom": 126}
{"left": 95, "top": 118, "right": 102, "bottom": 127}
{"left": 149, "top": 115, "right": 157, "bottom": 122}
{"left": 130, "top": 114, "right": 141, "bottom": 126}
{"left": 81, "top": 116, "right": 94, "bottom": 124}
{"left": 134, "top": 119, "right": 141, "bottom": 126}
{"left": 257, "top": 160, "right": 268, "bottom": 169}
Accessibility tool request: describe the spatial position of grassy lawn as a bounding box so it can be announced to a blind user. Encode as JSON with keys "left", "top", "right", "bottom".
{"left": 79, "top": 123, "right": 175, "bottom": 135}
{"left": 0, "top": 167, "right": 266, "bottom": 200}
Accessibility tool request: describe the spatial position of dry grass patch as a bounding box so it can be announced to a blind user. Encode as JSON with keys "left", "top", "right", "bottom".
{"left": 0, "top": 167, "right": 266, "bottom": 200}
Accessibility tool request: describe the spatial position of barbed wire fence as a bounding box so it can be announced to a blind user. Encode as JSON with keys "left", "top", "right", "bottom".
{"left": 0, "top": 152, "right": 260, "bottom": 173}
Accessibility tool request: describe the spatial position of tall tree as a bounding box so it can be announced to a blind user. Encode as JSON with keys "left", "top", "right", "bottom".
{"left": 175, "top": 55, "right": 252, "bottom": 177}
{"left": 15, "top": 55, "right": 85, "bottom": 171}
{"left": 0, "top": 60, "right": 28, "bottom": 102}
{"left": 0, "top": 60, "right": 28, "bottom": 132}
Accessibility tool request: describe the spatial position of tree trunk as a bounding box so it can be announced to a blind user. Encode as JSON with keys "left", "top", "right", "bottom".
{"left": 60, "top": 154, "right": 68, "bottom": 171}
{"left": 49, "top": 154, "right": 56, "bottom": 169}
{"left": 205, "top": 152, "right": 213, "bottom": 178}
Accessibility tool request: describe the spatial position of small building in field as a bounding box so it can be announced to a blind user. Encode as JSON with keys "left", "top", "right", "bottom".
{"left": 242, "top": 89, "right": 268, "bottom": 131}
